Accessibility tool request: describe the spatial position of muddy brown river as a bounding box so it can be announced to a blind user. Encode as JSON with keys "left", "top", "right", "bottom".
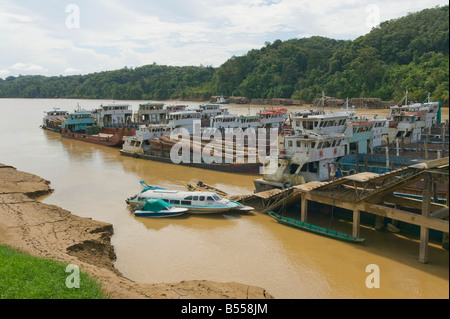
{"left": 0, "top": 98, "right": 448, "bottom": 298}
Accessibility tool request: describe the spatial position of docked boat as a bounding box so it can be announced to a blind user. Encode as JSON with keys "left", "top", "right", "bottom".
{"left": 185, "top": 181, "right": 229, "bottom": 198}
{"left": 41, "top": 109, "right": 68, "bottom": 133}
{"left": 131, "top": 198, "right": 187, "bottom": 218}
{"left": 134, "top": 102, "right": 167, "bottom": 124}
{"left": 386, "top": 93, "right": 441, "bottom": 143}
{"left": 126, "top": 183, "right": 253, "bottom": 214}
{"left": 268, "top": 211, "right": 366, "bottom": 243}
{"left": 121, "top": 124, "right": 172, "bottom": 156}
{"left": 257, "top": 108, "right": 289, "bottom": 130}
{"left": 60, "top": 111, "right": 126, "bottom": 147}
{"left": 95, "top": 103, "right": 133, "bottom": 128}
{"left": 195, "top": 104, "right": 229, "bottom": 127}
{"left": 254, "top": 108, "right": 351, "bottom": 192}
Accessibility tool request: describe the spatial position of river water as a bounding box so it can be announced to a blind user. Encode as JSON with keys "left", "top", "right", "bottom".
{"left": 0, "top": 98, "right": 448, "bottom": 299}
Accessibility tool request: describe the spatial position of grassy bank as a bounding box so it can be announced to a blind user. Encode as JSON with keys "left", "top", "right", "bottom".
{"left": 0, "top": 244, "right": 109, "bottom": 299}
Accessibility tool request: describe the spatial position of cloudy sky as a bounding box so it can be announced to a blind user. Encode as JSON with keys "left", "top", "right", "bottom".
{"left": 0, "top": 0, "right": 447, "bottom": 78}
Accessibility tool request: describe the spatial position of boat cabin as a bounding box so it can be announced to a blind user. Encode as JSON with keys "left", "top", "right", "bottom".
{"left": 345, "top": 119, "right": 375, "bottom": 154}
{"left": 168, "top": 111, "right": 202, "bottom": 134}
{"left": 61, "top": 112, "right": 96, "bottom": 132}
{"left": 135, "top": 102, "right": 167, "bottom": 124}
{"left": 258, "top": 108, "right": 288, "bottom": 129}
{"left": 96, "top": 103, "right": 133, "bottom": 128}
{"left": 291, "top": 111, "right": 348, "bottom": 135}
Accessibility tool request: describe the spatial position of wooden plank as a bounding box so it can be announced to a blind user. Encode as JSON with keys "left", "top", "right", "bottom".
{"left": 301, "top": 197, "right": 308, "bottom": 223}
{"left": 420, "top": 173, "right": 432, "bottom": 263}
{"left": 384, "top": 194, "right": 446, "bottom": 211}
{"left": 302, "top": 190, "right": 450, "bottom": 232}
{"left": 363, "top": 202, "right": 449, "bottom": 233}
{"left": 353, "top": 209, "right": 360, "bottom": 238}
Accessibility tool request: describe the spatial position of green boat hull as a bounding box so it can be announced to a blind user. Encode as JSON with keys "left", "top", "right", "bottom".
{"left": 268, "top": 211, "right": 365, "bottom": 243}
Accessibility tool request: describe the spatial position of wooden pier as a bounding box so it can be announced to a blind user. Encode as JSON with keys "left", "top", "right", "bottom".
{"left": 242, "top": 157, "right": 449, "bottom": 263}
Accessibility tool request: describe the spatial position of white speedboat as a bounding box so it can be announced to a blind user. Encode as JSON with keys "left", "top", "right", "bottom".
{"left": 126, "top": 182, "right": 253, "bottom": 214}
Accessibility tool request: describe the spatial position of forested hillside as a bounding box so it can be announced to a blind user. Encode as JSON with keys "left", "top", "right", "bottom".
{"left": 0, "top": 5, "right": 448, "bottom": 104}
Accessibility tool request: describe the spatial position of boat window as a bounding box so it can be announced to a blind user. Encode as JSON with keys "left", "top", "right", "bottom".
{"left": 170, "top": 200, "right": 180, "bottom": 205}
{"left": 317, "top": 142, "right": 323, "bottom": 149}
{"left": 212, "top": 194, "right": 221, "bottom": 201}
{"left": 308, "top": 162, "right": 318, "bottom": 173}
{"left": 311, "top": 142, "right": 316, "bottom": 148}
{"left": 193, "top": 196, "right": 199, "bottom": 201}
{"left": 199, "top": 196, "right": 205, "bottom": 201}
{"left": 181, "top": 200, "right": 191, "bottom": 205}
{"left": 296, "top": 140, "right": 301, "bottom": 147}
{"left": 288, "top": 140, "right": 293, "bottom": 147}
{"left": 184, "top": 196, "right": 193, "bottom": 200}
{"left": 289, "top": 164, "right": 299, "bottom": 174}
{"left": 207, "top": 196, "right": 214, "bottom": 201}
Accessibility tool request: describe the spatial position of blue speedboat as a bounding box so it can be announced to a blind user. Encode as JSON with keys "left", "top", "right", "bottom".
{"left": 132, "top": 198, "right": 187, "bottom": 218}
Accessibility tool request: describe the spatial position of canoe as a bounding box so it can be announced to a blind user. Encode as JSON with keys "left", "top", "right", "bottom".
{"left": 268, "top": 211, "right": 365, "bottom": 243}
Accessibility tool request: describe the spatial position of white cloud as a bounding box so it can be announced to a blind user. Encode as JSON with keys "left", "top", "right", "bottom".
{"left": 0, "top": 69, "right": 10, "bottom": 78}
{"left": 0, "top": 0, "right": 448, "bottom": 78}
{"left": 11, "top": 63, "right": 47, "bottom": 72}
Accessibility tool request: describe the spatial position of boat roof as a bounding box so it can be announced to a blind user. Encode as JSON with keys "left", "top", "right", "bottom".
{"left": 216, "top": 114, "right": 238, "bottom": 119}
{"left": 292, "top": 111, "right": 349, "bottom": 120}
{"left": 346, "top": 121, "right": 375, "bottom": 126}
{"left": 169, "top": 110, "right": 200, "bottom": 115}
{"left": 101, "top": 103, "right": 131, "bottom": 107}
{"left": 142, "top": 189, "right": 219, "bottom": 197}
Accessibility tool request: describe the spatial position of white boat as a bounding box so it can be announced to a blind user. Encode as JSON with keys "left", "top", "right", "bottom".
{"left": 131, "top": 198, "right": 187, "bottom": 218}
{"left": 386, "top": 92, "right": 441, "bottom": 143}
{"left": 168, "top": 110, "right": 202, "bottom": 134}
{"left": 254, "top": 108, "right": 351, "bottom": 191}
{"left": 41, "top": 108, "right": 68, "bottom": 132}
{"left": 126, "top": 183, "right": 253, "bottom": 214}
{"left": 134, "top": 102, "right": 167, "bottom": 124}
{"left": 122, "top": 124, "right": 172, "bottom": 155}
{"left": 258, "top": 108, "right": 289, "bottom": 129}
{"left": 95, "top": 103, "right": 133, "bottom": 128}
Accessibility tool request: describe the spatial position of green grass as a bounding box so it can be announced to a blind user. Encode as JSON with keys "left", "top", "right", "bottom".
{"left": 0, "top": 244, "right": 109, "bottom": 299}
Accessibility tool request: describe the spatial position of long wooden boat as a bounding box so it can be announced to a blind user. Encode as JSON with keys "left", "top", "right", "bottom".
{"left": 268, "top": 211, "right": 365, "bottom": 243}
{"left": 185, "top": 181, "right": 229, "bottom": 198}
{"left": 61, "top": 127, "right": 126, "bottom": 147}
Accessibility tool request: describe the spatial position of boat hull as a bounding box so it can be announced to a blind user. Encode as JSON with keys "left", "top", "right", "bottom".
{"left": 61, "top": 127, "right": 126, "bottom": 147}
{"left": 133, "top": 210, "right": 186, "bottom": 217}
{"left": 120, "top": 150, "right": 261, "bottom": 174}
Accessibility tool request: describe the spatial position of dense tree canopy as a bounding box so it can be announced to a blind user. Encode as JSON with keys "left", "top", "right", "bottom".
{"left": 0, "top": 5, "right": 448, "bottom": 104}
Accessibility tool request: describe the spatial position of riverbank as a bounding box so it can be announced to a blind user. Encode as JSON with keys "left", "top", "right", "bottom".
{"left": 0, "top": 163, "right": 273, "bottom": 299}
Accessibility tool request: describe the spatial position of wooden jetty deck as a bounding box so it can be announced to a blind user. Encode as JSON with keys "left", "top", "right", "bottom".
{"left": 242, "top": 157, "right": 449, "bottom": 263}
